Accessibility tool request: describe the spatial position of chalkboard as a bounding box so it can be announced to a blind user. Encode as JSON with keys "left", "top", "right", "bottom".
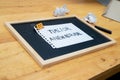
{"left": 5, "top": 16, "right": 116, "bottom": 67}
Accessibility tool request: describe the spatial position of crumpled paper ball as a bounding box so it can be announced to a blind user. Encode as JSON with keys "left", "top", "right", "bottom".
{"left": 53, "top": 4, "right": 70, "bottom": 17}
{"left": 84, "top": 13, "right": 97, "bottom": 23}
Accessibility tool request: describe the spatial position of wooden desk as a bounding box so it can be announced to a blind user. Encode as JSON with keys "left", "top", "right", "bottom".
{"left": 0, "top": 0, "right": 120, "bottom": 80}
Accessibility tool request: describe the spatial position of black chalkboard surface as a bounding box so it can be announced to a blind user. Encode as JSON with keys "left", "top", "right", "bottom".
{"left": 5, "top": 16, "right": 116, "bottom": 67}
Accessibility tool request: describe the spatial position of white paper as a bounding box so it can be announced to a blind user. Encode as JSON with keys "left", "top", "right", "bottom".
{"left": 35, "top": 23, "right": 93, "bottom": 48}
{"left": 103, "top": 0, "right": 120, "bottom": 22}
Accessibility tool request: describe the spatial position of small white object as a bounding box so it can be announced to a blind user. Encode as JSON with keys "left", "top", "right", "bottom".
{"left": 53, "top": 4, "right": 70, "bottom": 17}
{"left": 84, "top": 13, "right": 97, "bottom": 23}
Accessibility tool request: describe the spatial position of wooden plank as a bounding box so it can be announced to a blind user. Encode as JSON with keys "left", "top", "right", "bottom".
{"left": 0, "top": 0, "right": 120, "bottom": 80}
{"left": 0, "top": 42, "right": 41, "bottom": 80}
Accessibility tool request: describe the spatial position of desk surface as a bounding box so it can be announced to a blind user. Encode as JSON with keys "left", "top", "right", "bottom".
{"left": 0, "top": 0, "right": 120, "bottom": 80}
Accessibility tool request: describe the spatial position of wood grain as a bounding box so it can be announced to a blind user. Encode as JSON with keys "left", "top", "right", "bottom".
{"left": 0, "top": 0, "right": 120, "bottom": 80}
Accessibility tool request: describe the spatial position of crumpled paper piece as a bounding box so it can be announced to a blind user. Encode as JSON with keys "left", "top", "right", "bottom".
{"left": 53, "top": 4, "right": 70, "bottom": 17}
{"left": 84, "top": 13, "right": 97, "bottom": 23}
